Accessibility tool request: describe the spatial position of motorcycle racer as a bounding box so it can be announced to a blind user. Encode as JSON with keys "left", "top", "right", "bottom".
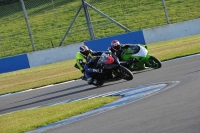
{"left": 75, "top": 45, "right": 103, "bottom": 79}
{"left": 108, "top": 40, "right": 135, "bottom": 66}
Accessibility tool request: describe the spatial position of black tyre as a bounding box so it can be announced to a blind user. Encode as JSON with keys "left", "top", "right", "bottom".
{"left": 148, "top": 56, "right": 162, "bottom": 69}
{"left": 116, "top": 66, "right": 133, "bottom": 80}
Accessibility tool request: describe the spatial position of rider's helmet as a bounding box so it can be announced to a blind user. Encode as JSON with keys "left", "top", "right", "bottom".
{"left": 111, "top": 40, "right": 121, "bottom": 52}
{"left": 80, "top": 45, "right": 90, "bottom": 56}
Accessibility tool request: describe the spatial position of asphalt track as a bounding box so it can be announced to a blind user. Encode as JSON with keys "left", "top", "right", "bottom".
{"left": 1, "top": 54, "right": 200, "bottom": 133}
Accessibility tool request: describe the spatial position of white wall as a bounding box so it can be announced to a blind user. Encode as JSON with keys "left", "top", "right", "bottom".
{"left": 27, "top": 42, "right": 84, "bottom": 67}
{"left": 143, "top": 18, "right": 200, "bottom": 44}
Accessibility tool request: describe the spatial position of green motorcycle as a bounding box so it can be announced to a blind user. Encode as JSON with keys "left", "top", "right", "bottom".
{"left": 120, "top": 44, "right": 162, "bottom": 71}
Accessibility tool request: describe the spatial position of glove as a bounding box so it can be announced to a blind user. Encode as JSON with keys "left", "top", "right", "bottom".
{"left": 89, "top": 49, "right": 93, "bottom": 53}
{"left": 106, "top": 50, "right": 111, "bottom": 54}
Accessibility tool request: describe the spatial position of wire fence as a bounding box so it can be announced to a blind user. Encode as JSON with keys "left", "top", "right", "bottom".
{"left": 0, "top": 0, "right": 199, "bottom": 57}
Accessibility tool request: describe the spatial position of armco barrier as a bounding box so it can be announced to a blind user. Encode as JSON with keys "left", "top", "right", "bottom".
{"left": 0, "top": 54, "right": 30, "bottom": 74}
{"left": 27, "top": 42, "right": 84, "bottom": 68}
{"left": 84, "top": 30, "right": 145, "bottom": 51}
{"left": 143, "top": 18, "right": 200, "bottom": 44}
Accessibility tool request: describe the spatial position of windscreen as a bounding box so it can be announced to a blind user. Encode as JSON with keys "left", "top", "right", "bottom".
{"left": 97, "top": 53, "right": 114, "bottom": 66}
{"left": 126, "top": 45, "right": 140, "bottom": 54}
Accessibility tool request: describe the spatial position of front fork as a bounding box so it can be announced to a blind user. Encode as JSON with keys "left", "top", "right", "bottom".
{"left": 128, "top": 54, "right": 151, "bottom": 70}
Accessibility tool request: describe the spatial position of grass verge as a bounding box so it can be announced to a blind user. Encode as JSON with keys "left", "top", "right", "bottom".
{"left": 0, "top": 96, "right": 119, "bottom": 133}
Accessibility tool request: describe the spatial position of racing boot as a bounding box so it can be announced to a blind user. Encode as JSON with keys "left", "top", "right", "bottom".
{"left": 87, "top": 78, "right": 93, "bottom": 85}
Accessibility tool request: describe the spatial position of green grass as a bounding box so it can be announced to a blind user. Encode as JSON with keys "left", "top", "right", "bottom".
{"left": 0, "top": 34, "right": 200, "bottom": 95}
{"left": 0, "top": 59, "right": 81, "bottom": 95}
{"left": 0, "top": 96, "right": 119, "bottom": 133}
{"left": 0, "top": 0, "right": 200, "bottom": 57}
{"left": 148, "top": 34, "right": 200, "bottom": 61}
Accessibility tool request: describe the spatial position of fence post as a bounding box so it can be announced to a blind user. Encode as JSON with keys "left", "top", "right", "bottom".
{"left": 82, "top": 0, "right": 95, "bottom": 40}
{"left": 0, "top": 36, "right": 5, "bottom": 57}
{"left": 20, "top": 0, "right": 36, "bottom": 51}
{"left": 161, "top": 0, "right": 170, "bottom": 24}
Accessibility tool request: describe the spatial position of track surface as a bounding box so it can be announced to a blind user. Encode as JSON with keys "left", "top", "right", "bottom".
{"left": 1, "top": 55, "right": 200, "bottom": 133}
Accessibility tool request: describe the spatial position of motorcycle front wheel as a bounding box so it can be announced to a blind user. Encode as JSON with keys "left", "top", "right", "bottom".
{"left": 148, "top": 56, "right": 162, "bottom": 69}
{"left": 115, "top": 66, "right": 133, "bottom": 80}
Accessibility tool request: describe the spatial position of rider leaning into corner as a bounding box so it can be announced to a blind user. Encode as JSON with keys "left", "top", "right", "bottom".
{"left": 75, "top": 45, "right": 105, "bottom": 82}
{"left": 108, "top": 40, "right": 130, "bottom": 59}
{"left": 108, "top": 40, "right": 135, "bottom": 65}
{"left": 76, "top": 41, "right": 134, "bottom": 85}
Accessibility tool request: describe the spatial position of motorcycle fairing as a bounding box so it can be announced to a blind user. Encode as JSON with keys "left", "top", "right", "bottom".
{"left": 105, "top": 56, "right": 114, "bottom": 64}
{"left": 97, "top": 53, "right": 114, "bottom": 67}
{"left": 104, "top": 64, "right": 119, "bottom": 70}
{"left": 133, "top": 45, "right": 148, "bottom": 57}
